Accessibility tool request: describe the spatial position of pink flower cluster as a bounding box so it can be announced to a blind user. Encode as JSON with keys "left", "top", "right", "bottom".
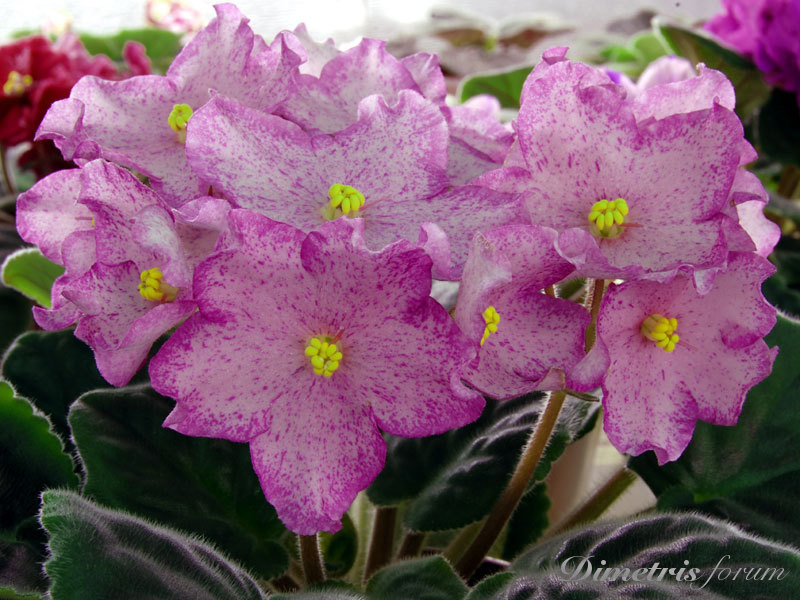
{"left": 17, "top": 5, "right": 779, "bottom": 534}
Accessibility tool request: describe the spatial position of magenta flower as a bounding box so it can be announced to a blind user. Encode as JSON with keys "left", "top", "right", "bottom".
{"left": 454, "top": 225, "right": 605, "bottom": 399}
{"left": 596, "top": 252, "right": 777, "bottom": 464}
{"left": 185, "top": 90, "right": 523, "bottom": 278}
{"left": 149, "top": 212, "right": 484, "bottom": 534}
{"left": 706, "top": 0, "right": 800, "bottom": 93}
{"left": 480, "top": 48, "right": 745, "bottom": 280}
{"left": 35, "top": 3, "right": 301, "bottom": 204}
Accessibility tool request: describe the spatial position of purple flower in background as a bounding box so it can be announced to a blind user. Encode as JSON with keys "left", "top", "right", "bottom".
{"left": 706, "top": 0, "right": 800, "bottom": 93}
{"left": 36, "top": 3, "right": 302, "bottom": 204}
{"left": 150, "top": 212, "right": 483, "bottom": 534}
{"left": 596, "top": 252, "right": 777, "bottom": 464}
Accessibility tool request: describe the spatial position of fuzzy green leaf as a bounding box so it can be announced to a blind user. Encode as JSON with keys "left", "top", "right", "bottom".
{"left": 0, "top": 381, "right": 77, "bottom": 536}
{"left": 69, "top": 384, "right": 289, "bottom": 580}
{"left": 1, "top": 249, "right": 63, "bottom": 309}
{"left": 40, "top": 490, "right": 267, "bottom": 600}
{"left": 366, "top": 557, "right": 467, "bottom": 600}
{"left": 475, "top": 512, "right": 799, "bottom": 598}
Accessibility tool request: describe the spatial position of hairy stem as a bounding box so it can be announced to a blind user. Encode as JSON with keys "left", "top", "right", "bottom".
{"left": 299, "top": 534, "right": 326, "bottom": 586}
{"left": 547, "top": 467, "right": 637, "bottom": 537}
{"left": 454, "top": 389, "right": 567, "bottom": 580}
{"left": 363, "top": 506, "right": 397, "bottom": 583}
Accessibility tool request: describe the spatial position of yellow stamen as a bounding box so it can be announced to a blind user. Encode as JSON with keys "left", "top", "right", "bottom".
{"left": 323, "top": 184, "right": 365, "bottom": 220}
{"left": 137, "top": 267, "right": 178, "bottom": 302}
{"left": 167, "top": 104, "right": 193, "bottom": 143}
{"left": 588, "top": 197, "right": 629, "bottom": 239}
{"left": 3, "top": 71, "right": 33, "bottom": 96}
{"left": 305, "top": 335, "right": 343, "bottom": 377}
{"left": 641, "top": 313, "right": 680, "bottom": 353}
{"left": 480, "top": 306, "right": 500, "bottom": 346}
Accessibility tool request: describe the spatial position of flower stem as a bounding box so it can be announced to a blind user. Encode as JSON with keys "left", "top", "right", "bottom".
{"left": 396, "top": 531, "right": 426, "bottom": 559}
{"left": 583, "top": 279, "right": 606, "bottom": 352}
{"left": 363, "top": 506, "right": 397, "bottom": 583}
{"left": 454, "top": 389, "right": 567, "bottom": 580}
{"left": 0, "top": 145, "right": 15, "bottom": 196}
{"left": 547, "top": 466, "right": 637, "bottom": 537}
{"left": 299, "top": 534, "right": 326, "bottom": 585}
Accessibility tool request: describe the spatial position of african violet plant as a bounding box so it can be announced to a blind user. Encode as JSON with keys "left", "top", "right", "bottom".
{"left": 1, "top": 3, "right": 799, "bottom": 599}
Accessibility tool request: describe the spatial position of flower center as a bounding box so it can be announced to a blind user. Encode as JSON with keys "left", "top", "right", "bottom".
{"left": 167, "top": 103, "right": 193, "bottom": 143}
{"left": 3, "top": 71, "right": 33, "bottom": 96}
{"left": 641, "top": 313, "right": 679, "bottom": 353}
{"left": 138, "top": 267, "right": 178, "bottom": 302}
{"left": 588, "top": 198, "right": 628, "bottom": 239}
{"left": 304, "top": 336, "right": 343, "bottom": 377}
{"left": 322, "top": 184, "right": 365, "bottom": 221}
{"left": 481, "top": 306, "right": 500, "bottom": 346}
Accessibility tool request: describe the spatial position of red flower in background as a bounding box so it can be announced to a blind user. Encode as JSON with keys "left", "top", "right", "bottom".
{"left": 0, "top": 34, "right": 150, "bottom": 177}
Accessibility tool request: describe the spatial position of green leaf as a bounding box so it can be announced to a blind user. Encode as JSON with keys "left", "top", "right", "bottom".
{"left": 758, "top": 89, "right": 800, "bottom": 166}
{"left": 2, "top": 330, "right": 109, "bottom": 445}
{"left": 368, "top": 395, "right": 599, "bottom": 532}
{"left": 457, "top": 66, "right": 533, "bottom": 109}
{"left": 40, "top": 490, "right": 268, "bottom": 600}
{"left": 69, "top": 384, "right": 289, "bottom": 580}
{"left": 0, "top": 381, "right": 78, "bottom": 536}
{"left": 630, "top": 313, "right": 800, "bottom": 547}
{"left": 658, "top": 25, "right": 771, "bottom": 120}
{"left": 501, "top": 482, "right": 549, "bottom": 560}
{"left": 79, "top": 29, "right": 182, "bottom": 73}
{"left": 365, "top": 557, "right": 467, "bottom": 600}
{"left": 481, "top": 512, "right": 800, "bottom": 598}
{"left": 1, "top": 248, "right": 63, "bottom": 308}
{"left": 598, "top": 31, "right": 669, "bottom": 78}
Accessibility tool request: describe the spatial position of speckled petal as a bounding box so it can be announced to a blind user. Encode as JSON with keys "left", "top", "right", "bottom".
{"left": 632, "top": 63, "right": 735, "bottom": 121}
{"left": 249, "top": 390, "right": 386, "bottom": 535}
{"left": 289, "top": 23, "right": 339, "bottom": 77}
{"left": 66, "top": 261, "right": 195, "bottom": 385}
{"left": 78, "top": 160, "right": 165, "bottom": 265}
{"left": 400, "top": 52, "right": 447, "bottom": 105}
{"left": 186, "top": 90, "right": 450, "bottom": 237}
{"left": 597, "top": 253, "right": 777, "bottom": 463}
{"left": 455, "top": 226, "right": 591, "bottom": 398}
{"left": 366, "top": 184, "right": 526, "bottom": 280}
{"left": 276, "top": 38, "right": 420, "bottom": 133}
{"left": 168, "top": 3, "right": 300, "bottom": 110}
{"left": 16, "top": 169, "right": 91, "bottom": 263}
